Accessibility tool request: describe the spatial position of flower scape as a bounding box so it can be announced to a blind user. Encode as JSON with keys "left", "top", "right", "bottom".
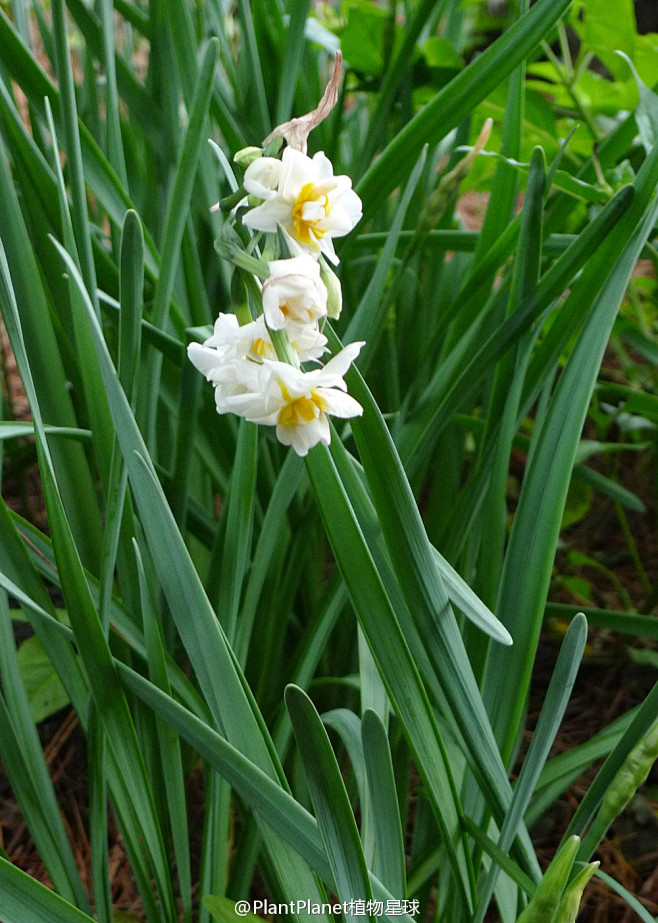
{"left": 188, "top": 55, "right": 364, "bottom": 457}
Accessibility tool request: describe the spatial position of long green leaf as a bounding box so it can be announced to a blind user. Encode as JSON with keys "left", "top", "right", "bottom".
{"left": 0, "top": 636, "right": 89, "bottom": 911}
{"left": 473, "top": 615, "right": 587, "bottom": 922}
{"left": 51, "top": 0, "right": 98, "bottom": 312}
{"left": 0, "top": 859, "right": 96, "bottom": 923}
{"left": 361, "top": 709, "right": 406, "bottom": 900}
{"left": 58, "top": 232, "right": 326, "bottom": 919}
{"left": 0, "top": 131, "right": 102, "bottom": 569}
{"left": 286, "top": 686, "right": 373, "bottom": 918}
{"left": 117, "top": 660, "right": 415, "bottom": 923}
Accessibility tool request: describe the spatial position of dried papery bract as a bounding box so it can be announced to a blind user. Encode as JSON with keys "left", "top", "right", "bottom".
{"left": 262, "top": 52, "right": 343, "bottom": 154}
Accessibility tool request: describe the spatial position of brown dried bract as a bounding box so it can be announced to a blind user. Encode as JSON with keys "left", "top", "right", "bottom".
{"left": 262, "top": 52, "right": 343, "bottom": 154}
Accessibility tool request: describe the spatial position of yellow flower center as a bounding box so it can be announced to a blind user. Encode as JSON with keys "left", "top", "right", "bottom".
{"left": 292, "top": 183, "right": 330, "bottom": 244}
{"left": 251, "top": 337, "right": 267, "bottom": 357}
{"left": 277, "top": 380, "right": 328, "bottom": 427}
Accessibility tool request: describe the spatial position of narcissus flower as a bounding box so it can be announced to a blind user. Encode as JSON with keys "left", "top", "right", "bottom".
{"left": 262, "top": 256, "right": 328, "bottom": 330}
{"left": 242, "top": 148, "right": 362, "bottom": 264}
{"left": 187, "top": 313, "right": 327, "bottom": 412}
{"left": 224, "top": 342, "right": 365, "bottom": 456}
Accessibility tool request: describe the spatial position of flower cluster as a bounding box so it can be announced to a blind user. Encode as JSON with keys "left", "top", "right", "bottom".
{"left": 188, "top": 58, "right": 364, "bottom": 457}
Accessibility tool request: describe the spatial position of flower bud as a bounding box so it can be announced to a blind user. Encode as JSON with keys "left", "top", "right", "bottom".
{"left": 319, "top": 258, "right": 343, "bottom": 319}
{"left": 552, "top": 862, "right": 599, "bottom": 923}
{"left": 516, "top": 836, "right": 580, "bottom": 923}
{"left": 233, "top": 146, "right": 263, "bottom": 167}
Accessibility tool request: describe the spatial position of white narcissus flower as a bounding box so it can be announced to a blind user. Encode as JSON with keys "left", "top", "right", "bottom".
{"left": 262, "top": 255, "right": 328, "bottom": 330}
{"left": 187, "top": 313, "right": 328, "bottom": 413}
{"left": 224, "top": 342, "right": 365, "bottom": 456}
{"left": 242, "top": 148, "right": 362, "bottom": 264}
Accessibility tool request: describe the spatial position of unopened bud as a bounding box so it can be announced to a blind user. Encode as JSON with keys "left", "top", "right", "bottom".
{"left": 234, "top": 146, "right": 263, "bottom": 167}
{"left": 552, "top": 862, "right": 599, "bottom": 923}
{"left": 319, "top": 257, "right": 342, "bottom": 319}
{"left": 214, "top": 228, "right": 270, "bottom": 280}
{"left": 516, "top": 836, "right": 580, "bottom": 923}
{"left": 416, "top": 118, "right": 494, "bottom": 240}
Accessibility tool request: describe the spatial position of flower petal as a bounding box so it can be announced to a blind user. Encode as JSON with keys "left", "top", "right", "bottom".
{"left": 316, "top": 388, "right": 363, "bottom": 419}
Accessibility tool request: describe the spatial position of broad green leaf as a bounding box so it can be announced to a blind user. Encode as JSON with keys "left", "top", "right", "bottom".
{"left": 16, "top": 635, "right": 70, "bottom": 722}
{"left": 340, "top": 1, "right": 388, "bottom": 76}
{"left": 585, "top": 0, "right": 635, "bottom": 60}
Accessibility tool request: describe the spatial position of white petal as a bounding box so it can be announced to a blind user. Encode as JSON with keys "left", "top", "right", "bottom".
{"left": 320, "top": 341, "right": 365, "bottom": 380}
{"left": 187, "top": 342, "right": 221, "bottom": 379}
{"left": 243, "top": 198, "right": 292, "bottom": 232}
{"left": 318, "top": 237, "right": 339, "bottom": 265}
{"left": 276, "top": 414, "right": 329, "bottom": 456}
{"left": 263, "top": 361, "right": 313, "bottom": 399}
{"left": 317, "top": 388, "right": 363, "bottom": 419}
{"left": 211, "top": 312, "right": 240, "bottom": 339}
{"left": 267, "top": 254, "right": 321, "bottom": 281}
{"left": 320, "top": 195, "right": 363, "bottom": 237}
{"left": 310, "top": 151, "right": 335, "bottom": 181}
{"left": 278, "top": 147, "right": 316, "bottom": 198}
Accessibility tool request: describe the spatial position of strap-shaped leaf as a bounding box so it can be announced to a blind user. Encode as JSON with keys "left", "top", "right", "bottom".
{"left": 53, "top": 234, "right": 326, "bottom": 919}
{"left": 286, "top": 686, "right": 373, "bottom": 917}
{"left": 0, "top": 859, "right": 96, "bottom": 923}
